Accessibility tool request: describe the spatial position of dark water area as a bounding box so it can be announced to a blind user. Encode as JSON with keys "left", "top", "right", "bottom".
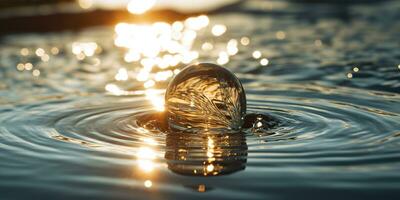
{"left": 0, "top": 0, "right": 400, "bottom": 199}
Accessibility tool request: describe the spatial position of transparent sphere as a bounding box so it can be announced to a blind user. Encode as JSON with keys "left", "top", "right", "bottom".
{"left": 165, "top": 63, "right": 246, "bottom": 133}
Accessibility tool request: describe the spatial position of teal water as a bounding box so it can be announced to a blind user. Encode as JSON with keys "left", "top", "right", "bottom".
{"left": 1, "top": 0, "right": 400, "bottom": 199}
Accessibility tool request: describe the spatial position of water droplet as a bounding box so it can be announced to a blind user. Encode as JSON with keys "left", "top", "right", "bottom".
{"left": 165, "top": 63, "right": 246, "bottom": 133}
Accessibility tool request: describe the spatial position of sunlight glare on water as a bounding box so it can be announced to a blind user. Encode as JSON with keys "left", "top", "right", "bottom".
{"left": 127, "top": 0, "right": 156, "bottom": 14}
{"left": 136, "top": 137, "right": 159, "bottom": 188}
{"left": 109, "top": 12, "right": 257, "bottom": 115}
{"left": 1, "top": 0, "right": 400, "bottom": 199}
{"left": 111, "top": 15, "right": 216, "bottom": 111}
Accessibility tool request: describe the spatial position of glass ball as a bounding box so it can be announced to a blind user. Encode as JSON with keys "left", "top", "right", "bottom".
{"left": 165, "top": 63, "right": 246, "bottom": 133}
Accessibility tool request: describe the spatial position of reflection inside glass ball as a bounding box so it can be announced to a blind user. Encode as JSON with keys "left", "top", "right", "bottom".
{"left": 165, "top": 63, "right": 246, "bottom": 133}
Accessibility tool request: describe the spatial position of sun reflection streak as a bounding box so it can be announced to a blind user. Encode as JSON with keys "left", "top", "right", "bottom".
{"left": 115, "top": 68, "right": 129, "bottom": 81}
{"left": 145, "top": 89, "right": 165, "bottom": 111}
{"left": 72, "top": 42, "right": 98, "bottom": 58}
{"left": 144, "top": 180, "right": 153, "bottom": 188}
{"left": 252, "top": 50, "right": 261, "bottom": 59}
{"left": 105, "top": 83, "right": 126, "bottom": 95}
{"left": 240, "top": 37, "right": 250, "bottom": 46}
{"left": 137, "top": 148, "right": 155, "bottom": 170}
{"left": 25, "top": 63, "right": 33, "bottom": 71}
{"left": 137, "top": 147, "right": 156, "bottom": 160}
{"left": 16, "top": 63, "right": 24, "bottom": 71}
{"left": 127, "top": 0, "right": 156, "bottom": 14}
{"left": 227, "top": 39, "right": 238, "bottom": 56}
{"left": 114, "top": 17, "right": 207, "bottom": 64}
{"left": 260, "top": 58, "right": 269, "bottom": 66}
{"left": 212, "top": 24, "right": 227, "bottom": 36}
{"left": 217, "top": 51, "right": 229, "bottom": 65}
{"left": 136, "top": 137, "right": 159, "bottom": 189}
{"left": 78, "top": 0, "right": 93, "bottom": 9}
{"left": 20, "top": 48, "right": 29, "bottom": 56}
{"left": 203, "top": 137, "right": 218, "bottom": 175}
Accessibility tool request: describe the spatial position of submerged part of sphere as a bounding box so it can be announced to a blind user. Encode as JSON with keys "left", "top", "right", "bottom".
{"left": 165, "top": 63, "right": 246, "bottom": 133}
{"left": 165, "top": 133, "right": 247, "bottom": 176}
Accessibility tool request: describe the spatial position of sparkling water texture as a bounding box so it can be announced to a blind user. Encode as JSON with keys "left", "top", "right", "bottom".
{"left": 0, "top": 0, "right": 400, "bottom": 199}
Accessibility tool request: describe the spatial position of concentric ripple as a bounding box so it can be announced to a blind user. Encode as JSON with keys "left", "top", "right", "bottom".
{"left": 1, "top": 83, "right": 400, "bottom": 199}
{"left": 1, "top": 0, "right": 400, "bottom": 198}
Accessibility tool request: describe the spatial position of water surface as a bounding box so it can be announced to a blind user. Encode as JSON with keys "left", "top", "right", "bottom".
{"left": 1, "top": 0, "right": 400, "bottom": 199}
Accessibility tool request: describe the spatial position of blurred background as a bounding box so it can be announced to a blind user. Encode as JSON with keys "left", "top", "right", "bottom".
{"left": 0, "top": 0, "right": 239, "bottom": 33}
{"left": 1, "top": 0, "right": 398, "bottom": 103}
{"left": 1, "top": 0, "right": 400, "bottom": 200}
